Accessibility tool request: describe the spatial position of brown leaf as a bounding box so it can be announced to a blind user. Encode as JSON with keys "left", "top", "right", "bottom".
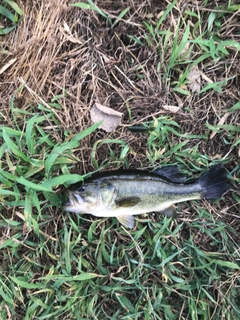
{"left": 187, "top": 65, "right": 201, "bottom": 93}
{"left": 162, "top": 105, "right": 181, "bottom": 113}
{"left": 90, "top": 103, "right": 123, "bottom": 132}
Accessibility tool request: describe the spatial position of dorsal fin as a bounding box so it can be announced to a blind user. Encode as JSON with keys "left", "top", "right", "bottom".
{"left": 152, "top": 165, "right": 186, "bottom": 183}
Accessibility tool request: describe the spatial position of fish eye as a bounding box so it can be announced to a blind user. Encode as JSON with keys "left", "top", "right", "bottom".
{"left": 78, "top": 186, "right": 85, "bottom": 192}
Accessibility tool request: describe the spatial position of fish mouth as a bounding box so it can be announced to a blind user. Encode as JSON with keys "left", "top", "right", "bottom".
{"left": 66, "top": 190, "right": 84, "bottom": 204}
{"left": 62, "top": 191, "right": 86, "bottom": 213}
{"left": 72, "top": 192, "right": 85, "bottom": 205}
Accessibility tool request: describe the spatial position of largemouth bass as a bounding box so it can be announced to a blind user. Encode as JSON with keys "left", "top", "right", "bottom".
{"left": 63, "top": 164, "right": 231, "bottom": 228}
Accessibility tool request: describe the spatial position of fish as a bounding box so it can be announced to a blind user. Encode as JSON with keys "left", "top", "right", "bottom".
{"left": 63, "top": 164, "right": 231, "bottom": 228}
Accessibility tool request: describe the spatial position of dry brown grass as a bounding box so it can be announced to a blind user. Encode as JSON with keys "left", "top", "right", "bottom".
{"left": 1, "top": 3, "right": 239, "bottom": 126}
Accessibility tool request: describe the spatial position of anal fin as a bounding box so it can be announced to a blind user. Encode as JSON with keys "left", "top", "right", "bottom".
{"left": 158, "top": 205, "right": 177, "bottom": 219}
{"left": 116, "top": 215, "right": 134, "bottom": 228}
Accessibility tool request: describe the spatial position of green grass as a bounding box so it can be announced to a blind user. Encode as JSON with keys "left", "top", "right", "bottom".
{"left": 0, "top": 103, "right": 102, "bottom": 231}
{"left": 141, "top": 0, "right": 240, "bottom": 95}
{"left": 0, "top": 1, "right": 240, "bottom": 319}
{"left": 1, "top": 105, "right": 239, "bottom": 319}
{"left": 0, "top": 0, "right": 23, "bottom": 34}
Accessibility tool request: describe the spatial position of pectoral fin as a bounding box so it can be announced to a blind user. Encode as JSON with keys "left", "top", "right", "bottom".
{"left": 116, "top": 215, "right": 134, "bottom": 228}
{"left": 115, "top": 197, "right": 140, "bottom": 208}
{"left": 158, "top": 205, "right": 177, "bottom": 219}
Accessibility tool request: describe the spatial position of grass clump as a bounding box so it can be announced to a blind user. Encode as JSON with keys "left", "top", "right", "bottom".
{"left": 0, "top": 99, "right": 101, "bottom": 232}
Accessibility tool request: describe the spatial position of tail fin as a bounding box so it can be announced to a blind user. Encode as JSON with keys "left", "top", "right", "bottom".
{"left": 197, "top": 164, "right": 231, "bottom": 200}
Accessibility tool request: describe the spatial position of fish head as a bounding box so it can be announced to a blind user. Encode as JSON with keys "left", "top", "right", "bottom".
{"left": 63, "top": 180, "right": 116, "bottom": 213}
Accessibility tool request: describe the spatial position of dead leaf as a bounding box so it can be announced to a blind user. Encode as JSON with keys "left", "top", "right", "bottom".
{"left": 199, "top": 71, "right": 213, "bottom": 84}
{"left": 187, "top": 65, "right": 201, "bottom": 93}
{"left": 182, "top": 42, "right": 191, "bottom": 59}
{"left": 172, "top": 92, "right": 184, "bottom": 108}
{"left": 90, "top": 102, "right": 123, "bottom": 132}
{"left": 61, "top": 21, "right": 83, "bottom": 44}
{"left": 162, "top": 105, "right": 180, "bottom": 113}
